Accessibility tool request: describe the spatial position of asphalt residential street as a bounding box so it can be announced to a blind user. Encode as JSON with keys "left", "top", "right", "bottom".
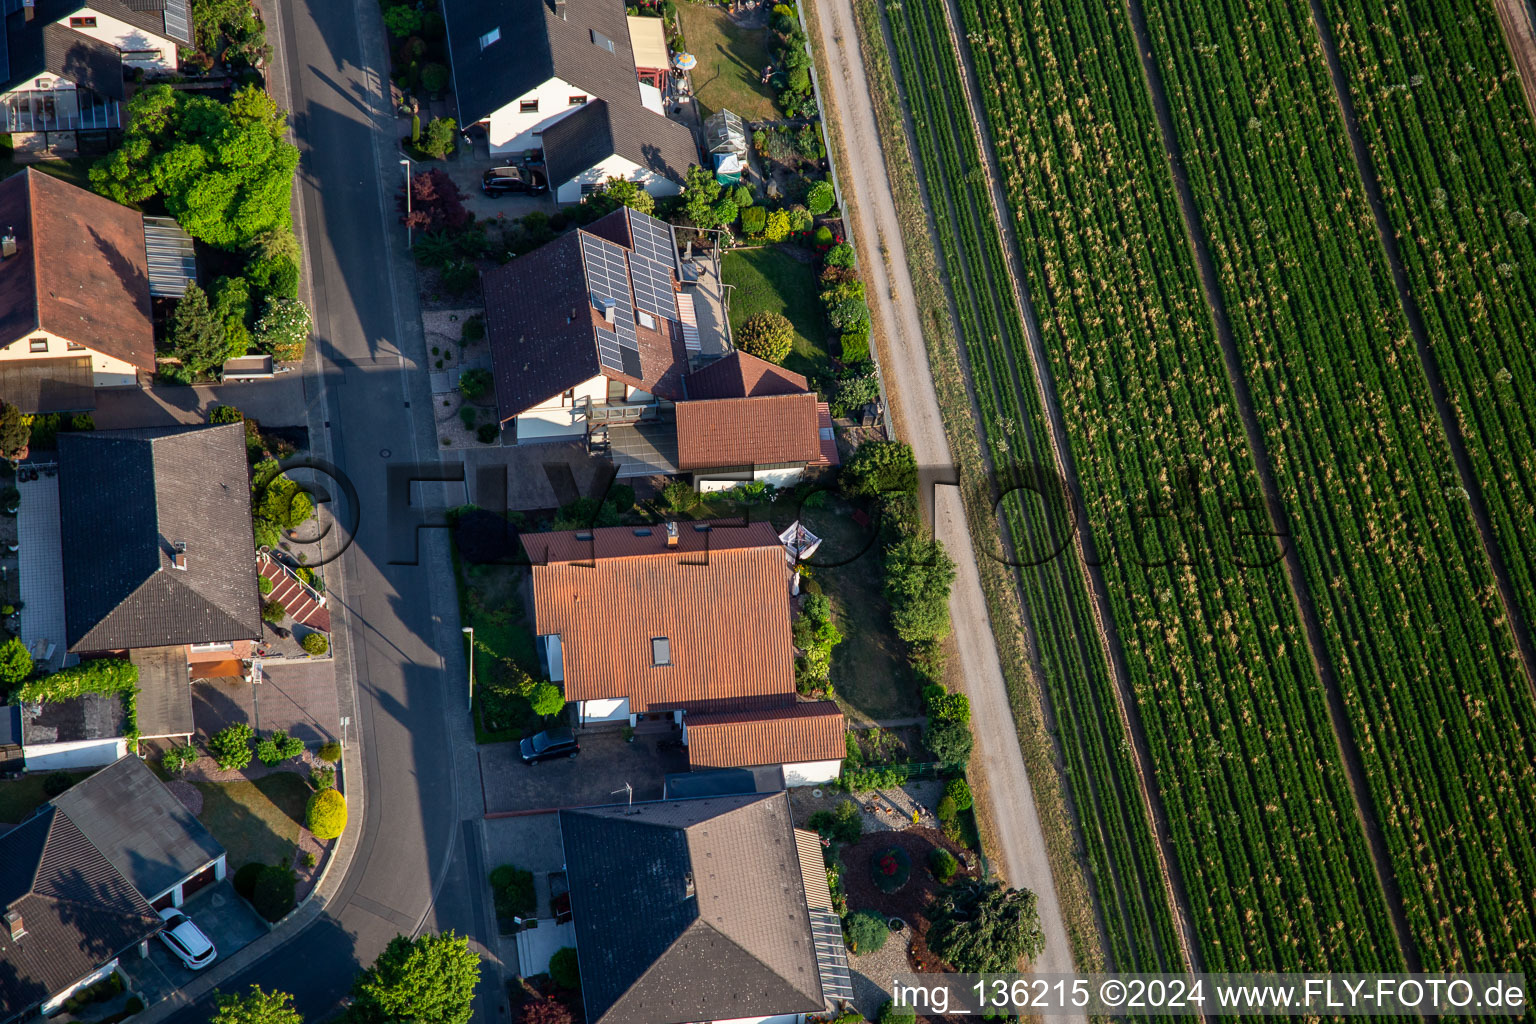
{"left": 152, "top": 0, "right": 501, "bottom": 1017}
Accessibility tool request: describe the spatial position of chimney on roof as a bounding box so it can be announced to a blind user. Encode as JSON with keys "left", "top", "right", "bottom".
{"left": 1, "top": 231, "right": 15, "bottom": 259}
{"left": 553, "top": 0, "right": 566, "bottom": 18}
{"left": 5, "top": 910, "right": 24, "bottom": 942}
{"left": 173, "top": 540, "right": 188, "bottom": 570}
{"left": 665, "top": 521, "right": 678, "bottom": 548}
{"left": 22, "top": 0, "right": 33, "bottom": 22}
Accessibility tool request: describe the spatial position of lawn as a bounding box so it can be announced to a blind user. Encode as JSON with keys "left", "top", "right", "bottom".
{"left": 675, "top": 3, "right": 779, "bottom": 122}
{"left": 722, "top": 246, "right": 831, "bottom": 381}
{"left": 195, "top": 774, "right": 311, "bottom": 872}
{"left": 0, "top": 139, "right": 93, "bottom": 189}
{"left": 0, "top": 774, "right": 53, "bottom": 824}
{"left": 766, "top": 493, "right": 916, "bottom": 720}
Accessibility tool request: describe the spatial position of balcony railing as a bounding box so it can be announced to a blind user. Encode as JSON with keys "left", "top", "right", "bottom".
{"left": 580, "top": 397, "right": 654, "bottom": 423}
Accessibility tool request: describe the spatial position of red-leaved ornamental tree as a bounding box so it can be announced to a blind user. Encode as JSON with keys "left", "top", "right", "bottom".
{"left": 398, "top": 169, "right": 471, "bottom": 233}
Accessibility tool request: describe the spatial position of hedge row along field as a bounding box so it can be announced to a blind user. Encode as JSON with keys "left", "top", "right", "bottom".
{"left": 886, "top": 0, "right": 1401, "bottom": 971}
{"left": 1139, "top": 0, "right": 1536, "bottom": 972}
{"left": 880, "top": 0, "right": 1182, "bottom": 971}
{"left": 1323, "top": 3, "right": 1536, "bottom": 651}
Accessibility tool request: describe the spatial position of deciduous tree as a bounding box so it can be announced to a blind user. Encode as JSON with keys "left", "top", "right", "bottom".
{"left": 346, "top": 933, "right": 482, "bottom": 1024}
{"left": 211, "top": 985, "right": 302, "bottom": 1024}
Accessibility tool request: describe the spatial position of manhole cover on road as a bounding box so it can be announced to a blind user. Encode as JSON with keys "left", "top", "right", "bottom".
{"left": 380, "top": 448, "right": 392, "bottom": 458}
{"left": 210, "top": 894, "right": 226, "bottom": 908}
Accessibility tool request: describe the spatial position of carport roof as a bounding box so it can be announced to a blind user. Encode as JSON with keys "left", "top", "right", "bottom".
{"left": 129, "top": 645, "right": 193, "bottom": 739}
{"left": 51, "top": 754, "right": 224, "bottom": 902}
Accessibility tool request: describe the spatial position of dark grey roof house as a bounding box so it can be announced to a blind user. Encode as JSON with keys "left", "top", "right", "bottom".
{"left": 441, "top": 0, "right": 698, "bottom": 196}
{"left": 1, "top": 0, "right": 192, "bottom": 137}
{"left": 558, "top": 792, "right": 848, "bottom": 1024}
{"left": 50, "top": 754, "right": 225, "bottom": 907}
{"left": 481, "top": 207, "right": 690, "bottom": 426}
{"left": 58, "top": 423, "right": 262, "bottom": 654}
{"left": 0, "top": 804, "right": 162, "bottom": 1024}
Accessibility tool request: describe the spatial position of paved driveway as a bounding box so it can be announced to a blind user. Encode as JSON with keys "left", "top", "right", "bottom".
{"left": 191, "top": 661, "right": 339, "bottom": 745}
{"left": 92, "top": 378, "right": 311, "bottom": 429}
{"left": 479, "top": 731, "right": 687, "bottom": 814}
{"left": 123, "top": 881, "right": 269, "bottom": 1007}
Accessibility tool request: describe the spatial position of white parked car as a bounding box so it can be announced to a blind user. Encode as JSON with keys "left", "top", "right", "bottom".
{"left": 157, "top": 908, "right": 217, "bottom": 970}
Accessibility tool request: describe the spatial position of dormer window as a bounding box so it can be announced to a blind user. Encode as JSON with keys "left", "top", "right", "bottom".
{"left": 520, "top": 98, "right": 539, "bottom": 113}
{"left": 479, "top": 27, "right": 500, "bottom": 48}
{"left": 651, "top": 637, "right": 670, "bottom": 667}
{"left": 29, "top": 337, "right": 46, "bottom": 352}
{"left": 590, "top": 29, "right": 614, "bottom": 52}
{"left": 69, "top": 16, "right": 97, "bottom": 27}
{"left": 636, "top": 310, "right": 656, "bottom": 330}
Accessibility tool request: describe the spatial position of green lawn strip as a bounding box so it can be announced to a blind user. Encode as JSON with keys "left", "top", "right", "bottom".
{"left": 194, "top": 774, "right": 310, "bottom": 872}
{"left": 722, "top": 246, "right": 830, "bottom": 380}
{"left": 454, "top": 549, "right": 544, "bottom": 744}
{"left": 674, "top": 3, "right": 780, "bottom": 122}
{"left": 0, "top": 775, "right": 52, "bottom": 824}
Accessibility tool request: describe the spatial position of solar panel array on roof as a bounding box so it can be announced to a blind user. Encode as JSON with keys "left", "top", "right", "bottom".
{"left": 580, "top": 232, "right": 639, "bottom": 371}
{"left": 628, "top": 252, "right": 677, "bottom": 321}
{"left": 628, "top": 209, "right": 680, "bottom": 275}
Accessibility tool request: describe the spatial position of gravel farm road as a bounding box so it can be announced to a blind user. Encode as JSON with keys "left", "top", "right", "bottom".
{"left": 806, "top": 0, "right": 1081, "bottom": 998}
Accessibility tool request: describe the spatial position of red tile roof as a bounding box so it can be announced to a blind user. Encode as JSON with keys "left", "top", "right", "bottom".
{"left": 529, "top": 520, "right": 797, "bottom": 711}
{"left": 684, "top": 350, "right": 809, "bottom": 399}
{"left": 686, "top": 701, "right": 846, "bottom": 768}
{"left": 674, "top": 392, "right": 823, "bottom": 471}
{"left": 0, "top": 169, "right": 154, "bottom": 373}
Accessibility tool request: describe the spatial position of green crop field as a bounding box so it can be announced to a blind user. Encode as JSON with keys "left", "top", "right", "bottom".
{"left": 1140, "top": 0, "right": 1536, "bottom": 973}
{"left": 874, "top": 0, "right": 1536, "bottom": 980}
{"left": 1323, "top": 0, "right": 1536, "bottom": 639}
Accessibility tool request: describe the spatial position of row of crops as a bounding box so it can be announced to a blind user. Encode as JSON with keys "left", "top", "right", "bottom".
{"left": 880, "top": 0, "right": 1183, "bottom": 972}
{"left": 1323, "top": 0, "right": 1536, "bottom": 640}
{"left": 882, "top": 0, "right": 1402, "bottom": 972}
{"left": 1138, "top": 0, "right": 1536, "bottom": 973}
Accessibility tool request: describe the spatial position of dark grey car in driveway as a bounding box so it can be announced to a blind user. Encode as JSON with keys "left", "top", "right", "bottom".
{"left": 520, "top": 727, "right": 579, "bottom": 764}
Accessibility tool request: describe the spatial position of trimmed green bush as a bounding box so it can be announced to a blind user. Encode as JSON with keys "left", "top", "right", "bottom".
{"left": 310, "top": 766, "right": 336, "bottom": 791}
{"left": 878, "top": 1000, "right": 917, "bottom": 1024}
{"left": 259, "top": 576, "right": 274, "bottom": 595}
{"left": 944, "top": 776, "right": 974, "bottom": 812}
{"left": 459, "top": 368, "right": 493, "bottom": 401}
{"left": 807, "top": 798, "right": 862, "bottom": 844}
{"left": 937, "top": 795, "right": 958, "bottom": 822}
{"left": 161, "top": 743, "right": 199, "bottom": 774}
{"left": 262, "top": 599, "right": 287, "bottom": 623}
{"left": 209, "top": 722, "right": 255, "bottom": 770}
{"left": 252, "top": 864, "right": 296, "bottom": 922}
{"left": 844, "top": 909, "right": 888, "bottom": 954}
{"left": 302, "top": 632, "right": 329, "bottom": 656}
{"left": 233, "top": 861, "right": 266, "bottom": 900}
{"left": 489, "top": 864, "right": 535, "bottom": 919}
{"left": 929, "top": 847, "right": 959, "bottom": 883}
{"left": 807, "top": 180, "right": 836, "bottom": 215}
{"left": 738, "top": 310, "right": 794, "bottom": 364}
{"left": 306, "top": 788, "right": 347, "bottom": 839}
{"left": 317, "top": 741, "right": 342, "bottom": 763}
{"left": 548, "top": 946, "right": 580, "bottom": 990}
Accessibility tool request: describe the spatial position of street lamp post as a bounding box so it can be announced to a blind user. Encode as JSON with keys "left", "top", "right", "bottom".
{"left": 462, "top": 626, "right": 475, "bottom": 714}
{"left": 400, "top": 157, "right": 413, "bottom": 249}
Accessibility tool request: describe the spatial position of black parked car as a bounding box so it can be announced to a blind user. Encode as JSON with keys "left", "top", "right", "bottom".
{"left": 482, "top": 165, "right": 549, "bottom": 196}
{"left": 520, "top": 726, "right": 579, "bottom": 764}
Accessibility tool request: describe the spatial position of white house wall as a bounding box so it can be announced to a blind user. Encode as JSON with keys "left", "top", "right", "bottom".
{"left": 711, "top": 1014, "right": 805, "bottom": 1024}
{"left": 579, "top": 697, "right": 629, "bottom": 724}
{"left": 752, "top": 466, "right": 807, "bottom": 488}
{"left": 2, "top": 328, "right": 143, "bottom": 386}
{"left": 782, "top": 759, "right": 841, "bottom": 787}
{"left": 554, "top": 153, "right": 682, "bottom": 204}
{"left": 23, "top": 737, "right": 126, "bottom": 771}
{"left": 485, "top": 77, "right": 592, "bottom": 155}
{"left": 514, "top": 373, "right": 607, "bottom": 441}
{"left": 40, "top": 960, "right": 121, "bottom": 1015}
{"left": 66, "top": 10, "right": 179, "bottom": 69}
